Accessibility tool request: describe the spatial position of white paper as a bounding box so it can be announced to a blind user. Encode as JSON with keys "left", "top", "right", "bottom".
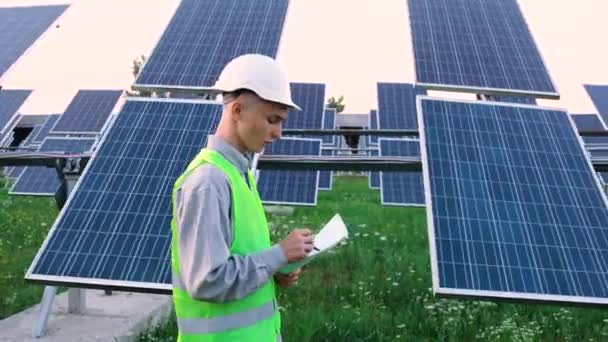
{"left": 278, "top": 214, "right": 348, "bottom": 274}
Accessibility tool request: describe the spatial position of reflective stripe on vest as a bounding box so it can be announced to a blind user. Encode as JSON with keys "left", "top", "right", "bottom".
{"left": 177, "top": 299, "right": 277, "bottom": 334}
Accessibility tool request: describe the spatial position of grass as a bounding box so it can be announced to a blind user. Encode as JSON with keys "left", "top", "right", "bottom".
{"left": 0, "top": 190, "right": 58, "bottom": 319}
{"left": 137, "top": 176, "right": 608, "bottom": 341}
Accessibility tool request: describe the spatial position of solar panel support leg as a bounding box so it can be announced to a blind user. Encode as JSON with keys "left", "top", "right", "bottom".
{"left": 33, "top": 286, "right": 57, "bottom": 337}
{"left": 68, "top": 288, "right": 86, "bottom": 314}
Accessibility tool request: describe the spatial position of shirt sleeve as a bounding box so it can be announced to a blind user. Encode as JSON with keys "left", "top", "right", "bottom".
{"left": 174, "top": 165, "right": 288, "bottom": 303}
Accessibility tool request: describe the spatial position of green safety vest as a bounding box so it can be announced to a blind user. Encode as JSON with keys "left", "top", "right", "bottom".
{"left": 171, "top": 148, "right": 281, "bottom": 341}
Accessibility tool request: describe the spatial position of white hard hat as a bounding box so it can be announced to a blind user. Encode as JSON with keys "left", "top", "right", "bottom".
{"left": 213, "top": 54, "right": 301, "bottom": 111}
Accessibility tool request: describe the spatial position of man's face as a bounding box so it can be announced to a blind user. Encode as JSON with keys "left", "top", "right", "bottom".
{"left": 232, "top": 93, "right": 288, "bottom": 153}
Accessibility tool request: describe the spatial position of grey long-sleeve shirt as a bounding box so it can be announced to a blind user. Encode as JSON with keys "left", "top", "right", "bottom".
{"left": 174, "top": 135, "right": 288, "bottom": 302}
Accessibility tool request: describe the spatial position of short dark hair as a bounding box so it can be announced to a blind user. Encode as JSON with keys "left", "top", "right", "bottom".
{"left": 222, "top": 89, "right": 258, "bottom": 105}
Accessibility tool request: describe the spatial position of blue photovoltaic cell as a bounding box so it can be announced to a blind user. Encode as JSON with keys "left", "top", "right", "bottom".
{"left": 488, "top": 95, "right": 537, "bottom": 105}
{"left": 32, "top": 114, "right": 61, "bottom": 144}
{"left": 379, "top": 139, "right": 424, "bottom": 206}
{"left": 284, "top": 83, "right": 326, "bottom": 130}
{"left": 51, "top": 90, "right": 122, "bottom": 134}
{"left": 135, "top": 0, "right": 288, "bottom": 89}
{"left": 0, "top": 90, "right": 31, "bottom": 135}
{"left": 408, "top": 0, "right": 557, "bottom": 97}
{"left": 419, "top": 97, "right": 608, "bottom": 305}
{"left": 11, "top": 138, "right": 96, "bottom": 196}
{"left": 369, "top": 149, "right": 380, "bottom": 190}
{"left": 585, "top": 85, "right": 608, "bottom": 128}
{"left": 0, "top": 5, "right": 68, "bottom": 77}
{"left": 368, "top": 109, "right": 379, "bottom": 145}
{"left": 318, "top": 149, "right": 333, "bottom": 190}
{"left": 571, "top": 114, "right": 608, "bottom": 145}
{"left": 26, "top": 99, "right": 222, "bottom": 289}
{"left": 257, "top": 138, "right": 321, "bottom": 205}
{"left": 322, "top": 109, "right": 336, "bottom": 145}
{"left": 377, "top": 83, "right": 426, "bottom": 130}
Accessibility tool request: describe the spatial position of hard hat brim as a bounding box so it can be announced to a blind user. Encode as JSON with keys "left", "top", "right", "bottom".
{"left": 213, "top": 85, "right": 302, "bottom": 111}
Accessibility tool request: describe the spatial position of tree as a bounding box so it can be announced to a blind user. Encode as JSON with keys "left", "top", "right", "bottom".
{"left": 326, "top": 95, "right": 345, "bottom": 113}
{"left": 126, "top": 55, "right": 153, "bottom": 97}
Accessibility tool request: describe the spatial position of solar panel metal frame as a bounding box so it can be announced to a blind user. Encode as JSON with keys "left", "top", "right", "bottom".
{"left": 133, "top": 0, "right": 289, "bottom": 93}
{"left": 417, "top": 95, "right": 608, "bottom": 305}
{"left": 379, "top": 138, "right": 425, "bottom": 207}
{"left": 0, "top": 5, "right": 69, "bottom": 79}
{"left": 10, "top": 136, "right": 96, "bottom": 196}
{"left": 257, "top": 137, "right": 321, "bottom": 206}
{"left": 25, "top": 97, "right": 223, "bottom": 293}
{"left": 49, "top": 90, "right": 123, "bottom": 135}
{"left": 408, "top": 0, "right": 559, "bottom": 100}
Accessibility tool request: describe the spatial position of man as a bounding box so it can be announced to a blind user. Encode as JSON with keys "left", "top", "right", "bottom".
{"left": 170, "top": 54, "right": 314, "bottom": 341}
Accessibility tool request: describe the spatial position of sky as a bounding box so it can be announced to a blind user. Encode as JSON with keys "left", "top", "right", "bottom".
{"left": 1, "top": 0, "right": 607, "bottom": 116}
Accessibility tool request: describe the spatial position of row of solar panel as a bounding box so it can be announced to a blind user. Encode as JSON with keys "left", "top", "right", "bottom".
{"left": 128, "top": 0, "right": 558, "bottom": 101}
{"left": 20, "top": 0, "right": 608, "bottom": 307}
{"left": 26, "top": 96, "right": 608, "bottom": 307}
{"left": 1, "top": 90, "right": 123, "bottom": 195}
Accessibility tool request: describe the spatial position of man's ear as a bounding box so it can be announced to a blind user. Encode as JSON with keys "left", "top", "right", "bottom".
{"left": 230, "top": 101, "right": 243, "bottom": 121}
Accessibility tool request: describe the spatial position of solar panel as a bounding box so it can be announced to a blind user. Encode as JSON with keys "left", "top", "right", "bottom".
{"left": 318, "top": 149, "right": 333, "bottom": 190}
{"left": 22, "top": 124, "right": 43, "bottom": 146}
{"left": 585, "top": 85, "right": 608, "bottom": 128}
{"left": 379, "top": 139, "right": 424, "bottom": 206}
{"left": 588, "top": 147, "right": 608, "bottom": 159}
{"left": 368, "top": 109, "right": 379, "bottom": 146}
{"left": 0, "top": 90, "right": 31, "bottom": 135}
{"left": 0, "top": 5, "right": 68, "bottom": 78}
{"left": 5, "top": 124, "right": 44, "bottom": 179}
{"left": 10, "top": 137, "right": 96, "bottom": 196}
{"left": 31, "top": 114, "right": 61, "bottom": 144}
{"left": 377, "top": 83, "right": 426, "bottom": 130}
{"left": 369, "top": 149, "right": 380, "bottom": 190}
{"left": 50, "top": 90, "right": 122, "bottom": 134}
{"left": 418, "top": 97, "right": 608, "bottom": 305}
{"left": 6, "top": 166, "right": 21, "bottom": 178}
{"left": 572, "top": 114, "right": 605, "bottom": 131}
{"left": 134, "top": 0, "right": 289, "bottom": 90}
{"left": 25, "top": 99, "right": 222, "bottom": 290}
{"left": 408, "top": 0, "right": 557, "bottom": 98}
{"left": 570, "top": 114, "right": 608, "bottom": 145}
{"left": 322, "top": 108, "right": 336, "bottom": 146}
{"left": 257, "top": 137, "right": 321, "bottom": 206}
{"left": 358, "top": 132, "right": 367, "bottom": 155}
{"left": 284, "top": 83, "right": 326, "bottom": 130}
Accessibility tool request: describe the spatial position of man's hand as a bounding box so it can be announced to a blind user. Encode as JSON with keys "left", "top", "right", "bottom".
{"left": 274, "top": 268, "right": 301, "bottom": 287}
{"left": 279, "top": 229, "right": 314, "bottom": 262}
